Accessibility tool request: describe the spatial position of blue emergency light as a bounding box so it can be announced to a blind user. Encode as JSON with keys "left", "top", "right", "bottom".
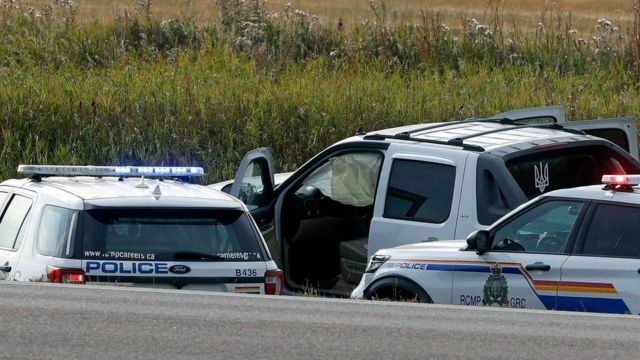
{"left": 17, "top": 165, "right": 204, "bottom": 178}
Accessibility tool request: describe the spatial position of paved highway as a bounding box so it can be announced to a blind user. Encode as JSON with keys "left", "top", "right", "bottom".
{"left": 1, "top": 282, "right": 639, "bottom": 359}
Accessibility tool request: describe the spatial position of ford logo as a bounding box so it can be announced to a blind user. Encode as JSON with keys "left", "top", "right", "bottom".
{"left": 169, "top": 265, "right": 191, "bottom": 274}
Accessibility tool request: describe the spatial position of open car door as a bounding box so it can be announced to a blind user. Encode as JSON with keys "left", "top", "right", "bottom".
{"left": 563, "top": 117, "right": 638, "bottom": 160}
{"left": 230, "top": 147, "right": 276, "bottom": 232}
{"left": 489, "top": 105, "right": 566, "bottom": 123}
{"left": 490, "top": 106, "right": 638, "bottom": 160}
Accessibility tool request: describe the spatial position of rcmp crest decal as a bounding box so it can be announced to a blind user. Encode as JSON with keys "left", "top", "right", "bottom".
{"left": 482, "top": 264, "right": 509, "bottom": 306}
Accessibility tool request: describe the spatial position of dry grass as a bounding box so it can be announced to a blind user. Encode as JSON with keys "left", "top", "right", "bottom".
{"left": 18, "top": 0, "right": 637, "bottom": 33}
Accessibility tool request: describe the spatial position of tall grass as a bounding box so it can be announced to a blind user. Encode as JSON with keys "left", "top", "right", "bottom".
{"left": 1, "top": 0, "right": 640, "bottom": 182}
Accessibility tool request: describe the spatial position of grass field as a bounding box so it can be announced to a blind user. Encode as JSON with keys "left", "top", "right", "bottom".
{"left": 1, "top": 0, "right": 640, "bottom": 182}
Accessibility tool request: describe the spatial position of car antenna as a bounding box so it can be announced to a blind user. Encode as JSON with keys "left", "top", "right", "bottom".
{"left": 135, "top": 176, "right": 149, "bottom": 189}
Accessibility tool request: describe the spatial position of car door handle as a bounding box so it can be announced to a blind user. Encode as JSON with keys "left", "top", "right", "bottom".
{"left": 0, "top": 265, "right": 11, "bottom": 273}
{"left": 525, "top": 263, "right": 550, "bottom": 271}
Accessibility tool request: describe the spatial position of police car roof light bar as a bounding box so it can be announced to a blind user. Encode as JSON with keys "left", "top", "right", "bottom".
{"left": 17, "top": 165, "right": 205, "bottom": 178}
{"left": 601, "top": 174, "right": 640, "bottom": 192}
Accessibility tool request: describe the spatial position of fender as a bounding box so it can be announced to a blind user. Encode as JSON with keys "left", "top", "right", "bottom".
{"left": 364, "top": 275, "right": 432, "bottom": 303}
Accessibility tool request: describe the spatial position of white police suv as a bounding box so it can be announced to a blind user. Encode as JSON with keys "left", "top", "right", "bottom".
{"left": 0, "top": 165, "right": 283, "bottom": 295}
{"left": 352, "top": 174, "right": 640, "bottom": 314}
{"left": 219, "top": 105, "right": 640, "bottom": 296}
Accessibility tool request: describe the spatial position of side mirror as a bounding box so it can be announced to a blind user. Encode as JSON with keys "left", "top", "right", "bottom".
{"left": 466, "top": 230, "right": 490, "bottom": 254}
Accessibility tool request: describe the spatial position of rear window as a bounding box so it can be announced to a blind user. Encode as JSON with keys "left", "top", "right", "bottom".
{"left": 507, "top": 146, "right": 640, "bottom": 199}
{"left": 82, "top": 209, "right": 265, "bottom": 262}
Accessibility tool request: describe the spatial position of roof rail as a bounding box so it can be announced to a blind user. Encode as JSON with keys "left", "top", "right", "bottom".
{"left": 396, "top": 117, "right": 519, "bottom": 137}
{"left": 394, "top": 111, "right": 560, "bottom": 138}
{"left": 446, "top": 123, "right": 585, "bottom": 145}
{"left": 363, "top": 121, "right": 585, "bottom": 152}
{"left": 362, "top": 133, "right": 486, "bottom": 152}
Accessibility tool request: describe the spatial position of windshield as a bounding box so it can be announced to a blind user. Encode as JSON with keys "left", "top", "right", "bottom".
{"left": 82, "top": 209, "right": 265, "bottom": 262}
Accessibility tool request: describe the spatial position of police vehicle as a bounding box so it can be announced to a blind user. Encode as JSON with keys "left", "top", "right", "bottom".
{"left": 217, "top": 105, "right": 640, "bottom": 296}
{"left": 352, "top": 174, "right": 640, "bottom": 314}
{"left": 0, "top": 165, "right": 283, "bottom": 295}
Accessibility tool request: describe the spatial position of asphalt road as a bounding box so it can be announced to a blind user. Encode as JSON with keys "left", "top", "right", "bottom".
{"left": 1, "top": 282, "right": 639, "bottom": 359}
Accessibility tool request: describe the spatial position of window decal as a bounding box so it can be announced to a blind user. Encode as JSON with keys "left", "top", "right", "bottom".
{"left": 534, "top": 162, "right": 549, "bottom": 193}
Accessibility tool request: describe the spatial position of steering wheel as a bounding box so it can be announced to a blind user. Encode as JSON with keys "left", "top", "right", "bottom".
{"left": 536, "top": 234, "right": 564, "bottom": 253}
{"left": 496, "top": 238, "right": 525, "bottom": 252}
{"left": 295, "top": 185, "right": 323, "bottom": 218}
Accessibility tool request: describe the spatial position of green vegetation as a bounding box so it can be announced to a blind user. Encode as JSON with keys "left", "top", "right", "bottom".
{"left": 1, "top": 0, "right": 640, "bottom": 182}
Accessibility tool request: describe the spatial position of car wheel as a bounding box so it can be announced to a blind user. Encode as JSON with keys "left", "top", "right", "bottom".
{"left": 364, "top": 277, "right": 432, "bottom": 303}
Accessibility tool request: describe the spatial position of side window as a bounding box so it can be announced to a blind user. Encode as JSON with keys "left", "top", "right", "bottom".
{"left": 303, "top": 152, "right": 383, "bottom": 207}
{"left": 506, "top": 146, "right": 640, "bottom": 200}
{"left": 0, "top": 195, "right": 33, "bottom": 250}
{"left": 491, "top": 200, "right": 584, "bottom": 253}
{"left": 476, "top": 169, "right": 512, "bottom": 225}
{"left": 238, "top": 160, "right": 270, "bottom": 210}
{"left": 383, "top": 160, "right": 455, "bottom": 223}
{"left": 581, "top": 204, "right": 640, "bottom": 258}
{"left": 37, "top": 206, "right": 78, "bottom": 257}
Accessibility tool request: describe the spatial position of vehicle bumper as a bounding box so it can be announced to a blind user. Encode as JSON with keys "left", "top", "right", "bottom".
{"left": 350, "top": 273, "right": 374, "bottom": 299}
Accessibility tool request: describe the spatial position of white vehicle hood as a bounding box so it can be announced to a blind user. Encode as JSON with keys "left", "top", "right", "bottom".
{"left": 378, "top": 240, "right": 466, "bottom": 258}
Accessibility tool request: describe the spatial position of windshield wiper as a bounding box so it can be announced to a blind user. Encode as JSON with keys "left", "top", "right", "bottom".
{"left": 173, "top": 251, "right": 224, "bottom": 261}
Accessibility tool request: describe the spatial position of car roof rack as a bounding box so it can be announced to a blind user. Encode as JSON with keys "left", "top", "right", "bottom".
{"left": 363, "top": 133, "right": 486, "bottom": 152}
{"left": 363, "top": 118, "right": 581, "bottom": 152}
{"left": 397, "top": 117, "right": 524, "bottom": 137}
{"left": 397, "top": 112, "right": 561, "bottom": 137}
{"left": 446, "top": 123, "right": 584, "bottom": 145}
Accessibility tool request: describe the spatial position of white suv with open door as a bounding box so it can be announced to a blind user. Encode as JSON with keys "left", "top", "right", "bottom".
{"left": 0, "top": 165, "right": 283, "bottom": 295}
{"left": 215, "top": 106, "right": 640, "bottom": 296}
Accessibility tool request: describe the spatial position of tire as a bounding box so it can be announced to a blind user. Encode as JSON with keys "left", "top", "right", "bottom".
{"left": 364, "top": 276, "right": 432, "bottom": 303}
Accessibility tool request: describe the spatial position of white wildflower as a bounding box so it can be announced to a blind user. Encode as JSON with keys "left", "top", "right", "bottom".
{"left": 55, "top": 0, "right": 75, "bottom": 8}
{"left": 438, "top": 23, "right": 450, "bottom": 32}
{"left": 466, "top": 17, "right": 479, "bottom": 28}
{"left": 26, "top": 7, "right": 41, "bottom": 18}
{"left": 596, "top": 18, "right": 612, "bottom": 30}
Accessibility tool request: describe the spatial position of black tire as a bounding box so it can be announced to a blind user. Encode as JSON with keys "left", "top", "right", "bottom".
{"left": 364, "top": 276, "right": 432, "bottom": 303}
